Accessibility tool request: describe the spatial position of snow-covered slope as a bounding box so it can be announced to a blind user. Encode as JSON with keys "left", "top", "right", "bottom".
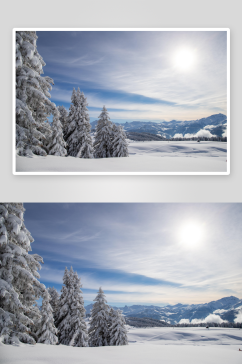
{"left": 1, "top": 327, "right": 242, "bottom": 364}
{"left": 16, "top": 141, "right": 227, "bottom": 173}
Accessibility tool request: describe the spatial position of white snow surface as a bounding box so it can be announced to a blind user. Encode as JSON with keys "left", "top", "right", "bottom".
{"left": 16, "top": 141, "right": 227, "bottom": 173}
{"left": 1, "top": 327, "right": 242, "bottom": 364}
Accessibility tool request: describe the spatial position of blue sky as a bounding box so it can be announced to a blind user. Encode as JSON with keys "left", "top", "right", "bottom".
{"left": 36, "top": 30, "right": 227, "bottom": 124}
{"left": 24, "top": 203, "right": 241, "bottom": 307}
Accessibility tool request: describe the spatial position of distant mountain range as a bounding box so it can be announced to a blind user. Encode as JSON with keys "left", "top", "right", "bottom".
{"left": 85, "top": 296, "right": 241, "bottom": 324}
{"left": 90, "top": 113, "right": 227, "bottom": 139}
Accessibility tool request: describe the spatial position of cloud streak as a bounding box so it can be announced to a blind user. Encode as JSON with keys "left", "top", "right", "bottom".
{"left": 24, "top": 203, "right": 241, "bottom": 305}
{"left": 37, "top": 30, "right": 227, "bottom": 122}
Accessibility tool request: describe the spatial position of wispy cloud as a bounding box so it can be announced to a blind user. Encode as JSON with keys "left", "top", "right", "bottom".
{"left": 37, "top": 30, "right": 227, "bottom": 122}
{"left": 24, "top": 204, "right": 242, "bottom": 305}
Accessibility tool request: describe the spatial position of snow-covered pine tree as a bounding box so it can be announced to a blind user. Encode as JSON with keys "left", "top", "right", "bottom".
{"left": 110, "top": 123, "right": 119, "bottom": 156}
{"left": 94, "top": 106, "right": 113, "bottom": 158}
{"left": 112, "top": 125, "right": 129, "bottom": 157}
{"left": 109, "top": 309, "right": 128, "bottom": 346}
{"left": 64, "top": 88, "right": 77, "bottom": 145}
{"left": 76, "top": 92, "right": 94, "bottom": 159}
{"left": 16, "top": 31, "right": 57, "bottom": 156}
{"left": 58, "top": 106, "right": 69, "bottom": 134}
{"left": 0, "top": 203, "right": 46, "bottom": 345}
{"left": 28, "top": 304, "right": 42, "bottom": 342}
{"left": 65, "top": 88, "right": 93, "bottom": 158}
{"left": 47, "top": 287, "right": 59, "bottom": 324}
{"left": 48, "top": 110, "right": 67, "bottom": 157}
{"left": 56, "top": 267, "right": 88, "bottom": 346}
{"left": 36, "top": 290, "right": 58, "bottom": 345}
{"left": 41, "top": 120, "right": 53, "bottom": 155}
{"left": 55, "top": 267, "right": 72, "bottom": 345}
{"left": 68, "top": 271, "right": 88, "bottom": 347}
{"left": 88, "top": 287, "right": 110, "bottom": 347}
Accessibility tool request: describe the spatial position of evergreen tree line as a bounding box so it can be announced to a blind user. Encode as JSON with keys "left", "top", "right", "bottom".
{"left": 16, "top": 31, "right": 129, "bottom": 159}
{"left": 175, "top": 321, "right": 242, "bottom": 328}
{"left": 0, "top": 203, "right": 128, "bottom": 346}
{"left": 170, "top": 136, "right": 227, "bottom": 142}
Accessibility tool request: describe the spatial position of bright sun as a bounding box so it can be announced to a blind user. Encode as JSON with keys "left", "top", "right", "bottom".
{"left": 180, "top": 221, "right": 204, "bottom": 247}
{"left": 174, "top": 49, "right": 195, "bottom": 71}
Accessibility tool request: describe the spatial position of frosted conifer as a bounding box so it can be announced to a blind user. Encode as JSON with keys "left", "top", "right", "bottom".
{"left": 88, "top": 288, "right": 110, "bottom": 346}
{"left": 47, "top": 287, "right": 59, "bottom": 324}
{"left": 58, "top": 106, "right": 69, "bottom": 133}
{"left": 48, "top": 110, "right": 67, "bottom": 156}
{"left": 36, "top": 291, "right": 58, "bottom": 345}
{"left": 55, "top": 267, "right": 72, "bottom": 345}
{"left": 112, "top": 125, "right": 129, "bottom": 157}
{"left": 56, "top": 267, "right": 88, "bottom": 346}
{"left": 64, "top": 89, "right": 77, "bottom": 144}
{"left": 68, "top": 271, "right": 88, "bottom": 347}
{"left": 109, "top": 309, "right": 128, "bottom": 346}
{"left": 0, "top": 203, "right": 46, "bottom": 345}
{"left": 94, "top": 107, "right": 113, "bottom": 158}
{"left": 16, "top": 31, "right": 57, "bottom": 156}
{"left": 65, "top": 88, "right": 93, "bottom": 158}
{"left": 76, "top": 92, "right": 94, "bottom": 159}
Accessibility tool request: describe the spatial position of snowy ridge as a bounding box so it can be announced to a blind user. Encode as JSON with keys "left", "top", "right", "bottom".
{"left": 85, "top": 296, "right": 242, "bottom": 324}
{"left": 90, "top": 113, "right": 227, "bottom": 139}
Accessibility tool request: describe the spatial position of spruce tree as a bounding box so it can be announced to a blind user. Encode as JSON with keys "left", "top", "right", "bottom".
{"left": 68, "top": 272, "right": 88, "bottom": 347}
{"left": 16, "top": 31, "right": 57, "bottom": 156}
{"left": 76, "top": 92, "right": 94, "bottom": 159}
{"left": 112, "top": 125, "right": 129, "bottom": 157}
{"left": 58, "top": 106, "right": 69, "bottom": 134}
{"left": 48, "top": 110, "right": 67, "bottom": 157}
{"left": 64, "top": 88, "right": 77, "bottom": 147}
{"left": 65, "top": 88, "right": 93, "bottom": 158}
{"left": 56, "top": 267, "right": 88, "bottom": 346}
{"left": 55, "top": 267, "right": 72, "bottom": 345}
{"left": 88, "top": 288, "right": 110, "bottom": 347}
{"left": 36, "top": 291, "right": 58, "bottom": 345}
{"left": 94, "top": 106, "right": 113, "bottom": 158}
{"left": 109, "top": 309, "right": 128, "bottom": 346}
{"left": 47, "top": 287, "right": 59, "bottom": 324}
{"left": 0, "top": 203, "right": 46, "bottom": 344}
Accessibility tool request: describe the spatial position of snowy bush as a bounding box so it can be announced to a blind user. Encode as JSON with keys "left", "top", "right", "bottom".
{"left": 0, "top": 203, "right": 46, "bottom": 344}
{"left": 16, "top": 31, "right": 57, "bottom": 156}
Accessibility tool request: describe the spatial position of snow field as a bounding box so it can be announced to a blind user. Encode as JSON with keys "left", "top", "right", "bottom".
{"left": 127, "top": 326, "right": 242, "bottom": 346}
{"left": 16, "top": 141, "right": 227, "bottom": 173}
{"left": 1, "top": 327, "right": 242, "bottom": 364}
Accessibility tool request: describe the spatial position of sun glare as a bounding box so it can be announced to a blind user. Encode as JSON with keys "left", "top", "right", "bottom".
{"left": 174, "top": 49, "right": 195, "bottom": 71}
{"left": 179, "top": 221, "right": 204, "bottom": 248}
